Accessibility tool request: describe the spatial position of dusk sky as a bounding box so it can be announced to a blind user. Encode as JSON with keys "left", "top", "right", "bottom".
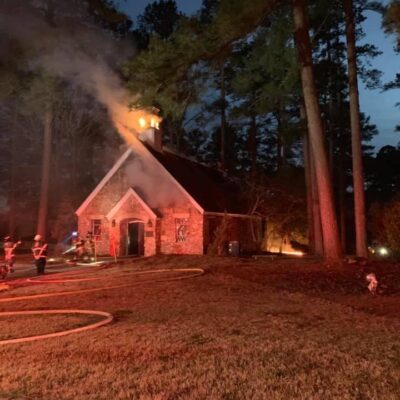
{"left": 117, "top": 0, "right": 400, "bottom": 151}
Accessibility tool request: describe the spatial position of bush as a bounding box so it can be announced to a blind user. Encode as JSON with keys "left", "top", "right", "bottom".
{"left": 370, "top": 196, "right": 400, "bottom": 256}
{"left": 207, "top": 215, "right": 231, "bottom": 256}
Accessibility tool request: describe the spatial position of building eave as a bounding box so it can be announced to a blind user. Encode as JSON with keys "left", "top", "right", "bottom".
{"left": 75, "top": 148, "right": 133, "bottom": 217}
{"left": 134, "top": 137, "right": 204, "bottom": 214}
{"left": 204, "top": 211, "right": 262, "bottom": 220}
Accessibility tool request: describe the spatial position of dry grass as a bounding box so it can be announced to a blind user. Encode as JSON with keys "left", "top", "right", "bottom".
{"left": 0, "top": 314, "right": 101, "bottom": 341}
{"left": 0, "top": 255, "right": 399, "bottom": 400}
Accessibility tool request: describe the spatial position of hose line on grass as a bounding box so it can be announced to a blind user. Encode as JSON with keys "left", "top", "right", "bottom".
{"left": 0, "top": 267, "right": 205, "bottom": 345}
{"left": 0, "top": 309, "right": 113, "bottom": 345}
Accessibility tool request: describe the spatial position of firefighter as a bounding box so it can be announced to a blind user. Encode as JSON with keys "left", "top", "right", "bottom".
{"left": 3, "top": 235, "right": 21, "bottom": 273}
{"left": 72, "top": 233, "right": 85, "bottom": 260}
{"left": 75, "top": 235, "right": 86, "bottom": 259}
{"left": 32, "top": 234, "right": 48, "bottom": 275}
{"left": 85, "top": 231, "right": 95, "bottom": 258}
{"left": 109, "top": 220, "right": 119, "bottom": 261}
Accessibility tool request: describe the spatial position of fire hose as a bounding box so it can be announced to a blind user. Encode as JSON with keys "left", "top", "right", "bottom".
{"left": 0, "top": 267, "right": 205, "bottom": 345}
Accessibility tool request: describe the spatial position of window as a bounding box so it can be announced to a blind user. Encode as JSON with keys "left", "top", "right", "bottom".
{"left": 175, "top": 218, "right": 188, "bottom": 242}
{"left": 91, "top": 219, "right": 102, "bottom": 240}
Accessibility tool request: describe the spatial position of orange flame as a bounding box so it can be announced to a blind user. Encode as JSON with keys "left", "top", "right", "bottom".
{"left": 126, "top": 109, "right": 161, "bottom": 133}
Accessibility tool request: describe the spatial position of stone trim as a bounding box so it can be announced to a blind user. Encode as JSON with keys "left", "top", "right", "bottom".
{"left": 173, "top": 213, "right": 190, "bottom": 218}
{"left": 106, "top": 188, "right": 157, "bottom": 220}
{"left": 76, "top": 148, "right": 133, "bottom": 216}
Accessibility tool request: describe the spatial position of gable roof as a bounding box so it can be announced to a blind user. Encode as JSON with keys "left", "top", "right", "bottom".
{"left": 76, "top": 138, "right": 203, "bottom": 216}
{"left": 145, "top": 145, "right": 249, "bottom": 214}
{"left": 106, "top": 188, "right": 158, "bottom": 220}
{"left": 76, "top": 136, "right": 250, "bottom": 217}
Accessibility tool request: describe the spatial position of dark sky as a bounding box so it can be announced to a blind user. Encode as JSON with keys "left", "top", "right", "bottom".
{"left": 117, "top": 0, "right": 400, "bottom": 150}
{"left": 117, "top": 0, "right": 202, "bottom": 19}
{"left": 358, "top": 4, "right": 399, "bottom": 150}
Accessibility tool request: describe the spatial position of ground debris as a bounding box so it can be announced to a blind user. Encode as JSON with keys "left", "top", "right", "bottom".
{"left": 0, "top": 283, "right": 9, "bottom": 291}
{"left": 220, "top": 258, "right": 400, "bottom": 318}
{"left": 344, "top": 256, "right": 368, "bottom": 266}
{"left": 366, "top": 273, "right": 378, "bottom": 295}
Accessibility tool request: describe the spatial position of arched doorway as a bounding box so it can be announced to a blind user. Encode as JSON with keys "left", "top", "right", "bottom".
{"left": 120, "top": 219, "right": 145, "bottom": 256}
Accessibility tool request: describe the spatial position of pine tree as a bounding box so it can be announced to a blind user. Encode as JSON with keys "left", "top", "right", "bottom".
{"left": 343, "top": 0, "right": 368, "bottom": 257}
{"left": 293, "top": 0, "right": 342, "bottom": 262}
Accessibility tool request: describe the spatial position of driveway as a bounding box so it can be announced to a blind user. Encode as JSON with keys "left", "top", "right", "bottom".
{"left": 2, "top": 260, "right": 82, "bottom": 283}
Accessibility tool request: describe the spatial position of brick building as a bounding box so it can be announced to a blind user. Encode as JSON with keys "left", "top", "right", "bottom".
{"left": 76, "top": 129, "right": 262, "bottom": 256}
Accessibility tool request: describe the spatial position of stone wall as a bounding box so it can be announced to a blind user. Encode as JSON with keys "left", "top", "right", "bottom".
{"left": 78, "top": 148, "right": 265, "bottom": 257}
{"left": 78, "top": 163, "right": 204, "bottom": 256}
{"left": 158, "top": 206, "right": 204, "bottom": 254}
{"left": 78, "top": 167, "right": 127, "bottom": 256}
{"left": 78, "top": 216, "right": 110, "bottom": 256}
{"left": 113, "top": 194, "right": 156, "bottom": 257}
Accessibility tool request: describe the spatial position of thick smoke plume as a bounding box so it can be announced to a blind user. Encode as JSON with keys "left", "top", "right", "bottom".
{"left": 0, "top": 2, "right": 184, "bottom": 208}
{"left": 0, "top": 3, "right": 148, "bottom": 132}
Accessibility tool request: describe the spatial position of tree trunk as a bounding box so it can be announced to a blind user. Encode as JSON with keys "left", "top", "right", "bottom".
{"left": 249, "top": 112, "right": 257, "bottom": 181}
{"left": 276, "top": 108, "right": 282, "bottom": 168}
{"left": 301, "top": 101, "right": 314, "bottom": 253}
{"left": 8, "top": 107, "right": 19, "bottom": 237}
{"left": 36, "top": 108, "right": 53, "bottom": 238}
{"left": 293, "top": 0, "right": 342, "bottom": 261}
{"left": 275, "top": 106, "right": 287, "bottom": 169}
{"left": 302, "top": 102, "right": 323, "bottom": 256}
{"left": 303, "top": 132, "right": 314, "bottom": 253}
{"left": 220, "top": 64, "right": 226, "bottom": 170}
{"left": 309, "top": 134, "right": 324, "bottom": 256}
{"left": 327, "top": 35, "right": 336, "bottom": 177}
{"left": 338, "top": 153, "right": 347, "bottom": 252}
{"left": 343, "top": 0, "right": 368, "bottom": 257}
{"left": 311, "top": 147, "right": 324, "bottom": 256}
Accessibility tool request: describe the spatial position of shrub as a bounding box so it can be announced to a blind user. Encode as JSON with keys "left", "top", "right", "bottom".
{"left": 370, "top": 195, "right": 400, "bottom": 256}
{"left": 207, "top": 215, "right": 231, "bottom": 256}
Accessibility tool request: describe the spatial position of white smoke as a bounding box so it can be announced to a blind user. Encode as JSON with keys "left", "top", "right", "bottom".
{"left": 124, "top": 156, "right": 185, "bottom": 208}
{"left": 0, "top": 4, "right": 143, "bottom": 132}
{"left": 0, "top": 3, "right": 186, "bottom": 208}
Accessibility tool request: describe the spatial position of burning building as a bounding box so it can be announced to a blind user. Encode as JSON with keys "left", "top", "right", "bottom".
{"left": 76, "top": 127, "right": 262, "bottom": 256}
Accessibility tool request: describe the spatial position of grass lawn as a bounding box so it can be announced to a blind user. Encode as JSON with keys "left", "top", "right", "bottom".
{"left": 0, "top": 255, "right": 399, "bottom": 400}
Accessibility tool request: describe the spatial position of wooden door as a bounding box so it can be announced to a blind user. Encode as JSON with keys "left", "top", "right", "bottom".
{"left": 127, "top": 222, "right": 144, "bottom": 256}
